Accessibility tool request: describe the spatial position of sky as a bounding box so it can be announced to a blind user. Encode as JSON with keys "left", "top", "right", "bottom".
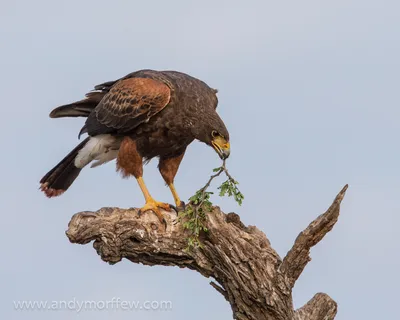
{"left": 0, "top": 0, "right": 399, "bottom": 319}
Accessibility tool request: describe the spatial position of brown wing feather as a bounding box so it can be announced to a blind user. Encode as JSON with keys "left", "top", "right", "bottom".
{"left": 83, "top": 78, "right": 171, "bottom": 136}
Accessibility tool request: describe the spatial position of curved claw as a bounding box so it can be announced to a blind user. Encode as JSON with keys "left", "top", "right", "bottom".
{"left": 170, "top": 201, "right": 186, "bottom": 214}
{"left": 177, "top": 201, "right": 186, "bottom": 212}
{"left": 138, "top": 199, "right": 171, "bottom": 228}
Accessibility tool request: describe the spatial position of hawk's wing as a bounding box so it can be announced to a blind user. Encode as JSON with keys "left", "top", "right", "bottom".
{"left": 80, "top": 77, "right": 171, "bottom": 137}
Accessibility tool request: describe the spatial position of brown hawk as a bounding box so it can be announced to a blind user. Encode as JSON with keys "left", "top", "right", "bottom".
{"left": 40, "top": 69, "right": 230, "bottom": 223}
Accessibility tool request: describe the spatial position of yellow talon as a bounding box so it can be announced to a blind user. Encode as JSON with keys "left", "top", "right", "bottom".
{"left": 135, "top": 176, "right": 171, "bottom": 225}
{"left": 139, "top": 197, "right": 171, "bottom": 224}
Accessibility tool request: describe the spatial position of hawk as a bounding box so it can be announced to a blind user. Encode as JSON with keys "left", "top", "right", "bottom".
{"left": 40, "top": 70, "right": 230, "bottom": 223}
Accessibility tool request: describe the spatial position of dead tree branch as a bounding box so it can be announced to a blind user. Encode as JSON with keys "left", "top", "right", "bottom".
{"left": 280, "top": 184, "right": 348, "bottom": 288}
{"left": 66, "top": 185, "right": 348, "bottom": 320}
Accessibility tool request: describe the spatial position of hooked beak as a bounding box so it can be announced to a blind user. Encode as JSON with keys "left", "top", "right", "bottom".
{"left": 212, "top": 141, "right": 231, "bottom": 160}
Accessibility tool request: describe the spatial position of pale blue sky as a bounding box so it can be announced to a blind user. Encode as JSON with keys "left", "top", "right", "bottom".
{"left": 0, "top": 0, "right": 399, "bottom": 319}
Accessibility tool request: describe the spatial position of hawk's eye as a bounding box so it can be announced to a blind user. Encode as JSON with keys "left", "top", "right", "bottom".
{"left": 212, "top": 130, "right": 219, "bottom": 138}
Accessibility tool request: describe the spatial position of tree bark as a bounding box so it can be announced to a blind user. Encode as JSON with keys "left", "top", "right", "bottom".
{"left": 66, "top": 185, "right": 348, "bottom": 320}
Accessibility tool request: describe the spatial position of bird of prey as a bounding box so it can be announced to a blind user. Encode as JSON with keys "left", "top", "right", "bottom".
{"left": 40, "top": 69, "right": 230, "bottom": 223}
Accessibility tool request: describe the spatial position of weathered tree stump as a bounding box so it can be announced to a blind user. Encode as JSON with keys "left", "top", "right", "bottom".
{"left": 66, "top": 185, "right": 348, "bottom": 320}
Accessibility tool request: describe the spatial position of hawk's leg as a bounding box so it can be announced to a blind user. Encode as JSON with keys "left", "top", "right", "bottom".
{"left": 159, "top": 153, "right": 186, "bottom": 211}
{"left": 136, "top": 177, "right": 171, "bottom": 225}
{"left": 117, "top": 137, "right": 171, "bottom": 225}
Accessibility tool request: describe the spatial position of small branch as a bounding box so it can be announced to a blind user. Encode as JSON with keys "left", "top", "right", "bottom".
{"left": 210, "top": 281, "right": 229, "bottom": 301}
{"left": 295, "top": 293, "right": 337, "bottom": 320}
{"left": 185, "top": 161, "right": 225, "bottom": 224}
{"left": 199, "top": 162, "right": 225, "bottom": 197}
{"left": 280, "top": 185, "right": 348, "bottom": 288}
{"left": 195, "top": 159, "right": 242, "bottom": 207}
{"left": 221, "top": 160, "right": 236, "bottom": 182}
{"left": 181, "top": 160, "right": 244, "bottom": 249}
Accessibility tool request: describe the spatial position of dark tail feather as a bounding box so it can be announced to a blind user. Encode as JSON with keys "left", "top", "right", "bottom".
{"left": 40, "top": 138, "right": 90, "bottom": 197}
{"left": 49, "top": 91, "right": 105, "bottom": 118}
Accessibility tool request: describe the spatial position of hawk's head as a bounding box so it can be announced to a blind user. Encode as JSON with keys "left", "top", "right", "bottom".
{"left": 192, "top": 112, "right": 230, "bottom": 160}
{"left": 210, "top": 129, "right": 230, "bottom": 160}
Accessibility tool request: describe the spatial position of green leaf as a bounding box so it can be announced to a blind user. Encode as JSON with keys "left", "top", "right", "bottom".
{"left": 181, "top": 162, "right": 244, "bottom": 249}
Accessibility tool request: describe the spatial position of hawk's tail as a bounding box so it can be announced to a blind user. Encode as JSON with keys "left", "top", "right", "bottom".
{"left": 40, "top": 138, "right": 90, "bottom": 198}
{"left": 49, "top": 91, "right": 105, "bottom": 118}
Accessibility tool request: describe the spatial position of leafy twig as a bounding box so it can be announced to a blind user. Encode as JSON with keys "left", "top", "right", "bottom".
{"left": 179, "top": 160, "right": 244, "bottom": 250}
{"left": 216, "top": 161, "right": 244, "bottom": 206}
